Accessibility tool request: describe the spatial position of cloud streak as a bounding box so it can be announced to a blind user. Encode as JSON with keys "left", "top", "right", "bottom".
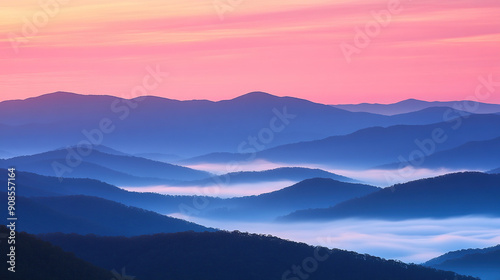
{"left": 2, "top": 0, "right": 500, "bottom": 104}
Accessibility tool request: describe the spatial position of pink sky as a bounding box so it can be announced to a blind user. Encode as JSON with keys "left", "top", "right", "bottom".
{"left": 1, "top": 0, "right": 500, "bottom": 104}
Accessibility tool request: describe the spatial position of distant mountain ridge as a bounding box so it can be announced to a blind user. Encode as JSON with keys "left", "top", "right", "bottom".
{"left": 0, "top": 91, "right": 483, "bottom": 157}
{"left": 185, "top": 114, "right": 500, "bottom": 169}
{"left": 332, "top": 98, "right": 500, "bottom": 115}
{"left": 379, "top": 136, "right": 500, "bottom": 170}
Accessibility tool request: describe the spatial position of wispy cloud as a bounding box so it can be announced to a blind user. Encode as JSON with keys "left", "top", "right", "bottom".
{"left": 2, "top": 0, "right": 499, "bottom": 103}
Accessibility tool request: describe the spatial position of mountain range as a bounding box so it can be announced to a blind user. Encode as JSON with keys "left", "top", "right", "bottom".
{"left": 4, "top": 91, "right": 500, "bottom": 279}
{"left": 185, "top": 114, "right": 500, "bottom": 169}
{"left": 0, "top": 91, "right": 482, "bottom": 158}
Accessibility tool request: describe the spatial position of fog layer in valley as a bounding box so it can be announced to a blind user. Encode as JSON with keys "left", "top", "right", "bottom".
{"left": 170, "top": 215, "right": 500, "bottom": 264}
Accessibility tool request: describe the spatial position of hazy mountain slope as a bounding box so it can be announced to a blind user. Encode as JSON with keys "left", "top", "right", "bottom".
{"left": 176, "top": 167, "right": 356, "bottom": 186}
{"left": 281, "top": 172, "right": 500, "bottom": 221}
{"left": 387, "top": 106, "right": 472, "bottom": 123}
{"left": 0, "top": 149, "right": 211, "bottom": 185}
{"left": 379, "top": 136, "right": 500, "bottom": 170}
{"left": 424, "top": 245, "right": 500, "bottom": 266}
{"left": 202, "top": 178, "right": 379, "bottom": 220}
{"left": 0, "top": 168, "right": 217, "bottom": 215}
{"left": 488, "top": 167, "right": 500, "bottom": 174}
{"left": 0, "top": 158, "right": 169, "bottom": 186}
{"left": 3, "top": 169, "right": 371, "bottom": 221}
{"left": 261, "top": 114, "right": 500, "bottom": 168}
{"left": 0, "top": 192, "right": 214, "bottom": 236}
{"left": 187, "top": 114, "right": 500, "bottom": 168}
{"left": 332, "top": 98, "right": 500, "bottom": 115}
{"left": 424, "top": 245, "right": 500, "bottom": 280}
{"left": 38, "top": 231, "right": 477, "bottom": 280}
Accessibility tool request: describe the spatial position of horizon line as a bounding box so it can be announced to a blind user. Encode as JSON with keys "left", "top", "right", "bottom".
{"left": 3, "top": 91, "right": 500, "bottom": 106}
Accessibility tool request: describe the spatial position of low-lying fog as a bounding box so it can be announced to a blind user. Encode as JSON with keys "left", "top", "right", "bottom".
{"left": 123, "top": 160, "right": 497, "bottom": 264}
{"left": 170, "top": 215, "right": 500, "bottom": 264}
{"left": 120, "top": 160, "right": 475, "bottom": 197}
{"left": 184, "top": 160, "right": 474, "bottom": 187}
{"left": 121, "top": 180, "right": 297, "bottom": 197}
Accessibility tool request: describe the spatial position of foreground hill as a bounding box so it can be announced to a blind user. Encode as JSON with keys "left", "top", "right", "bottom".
{"left": 0, "top": 226, "right": 114, "bottom": 280}
{"left": 0, "top": 192, "right": 214, "bottom": 236}
{"left": 424, "top": 245, "right": 500, "bottom": 280}
{"left": 39, "top": 230, "right": 476, "bottom": 280}
{"left": 281, "top": 172, "right": 500, "bottom": 221}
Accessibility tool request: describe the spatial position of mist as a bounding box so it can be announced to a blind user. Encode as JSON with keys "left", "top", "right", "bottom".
{"left": 169, "top": 215, "right": 500, "bottom": 264}
{"left": 120, "top": 180, "right": 297, "bottom": 198}
{"left": 184, "top": 159, "right": 475, "bottom": 187}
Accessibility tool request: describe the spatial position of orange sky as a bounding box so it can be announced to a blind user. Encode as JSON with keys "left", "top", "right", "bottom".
{"left": 1, "top": 0, "right": 500, "bottom": 104}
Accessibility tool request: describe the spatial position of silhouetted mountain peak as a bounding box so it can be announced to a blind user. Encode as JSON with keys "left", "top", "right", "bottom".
{"left": 231, "top": 91, "right": 278, "bottom": 102}
{"left": 45, "top": 91, "right": 79, "bottom": 96}
{"left": 34, "top": 91, "right": 84, "bottom": 100}
{"left": 396, "top": 98, "right": 427, "bottom": 104}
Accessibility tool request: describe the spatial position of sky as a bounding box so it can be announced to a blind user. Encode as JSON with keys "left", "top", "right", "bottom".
{"left": 1, "top": 0, "right": 500, "bottom": 104}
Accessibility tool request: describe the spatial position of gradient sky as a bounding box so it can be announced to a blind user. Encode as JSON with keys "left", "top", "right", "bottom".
{"left": 1, "top": 0, "right": 500, "bottom": 104}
